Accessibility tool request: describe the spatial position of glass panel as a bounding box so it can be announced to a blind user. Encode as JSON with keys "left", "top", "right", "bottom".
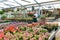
{"left": 0, "top": 3, "right": 10, "bottom": 8}
{"left": 54, "top": 4, "right": 60, "bottom": 8}
{"left": 0, "top": 0, "right": 5, "bottom": 2}
{"left": 0, "top": 0, "right": 58, "bottom": 9}
{"left": 14, "top": 0, "right": 29, "bottom": 5}
{"left": 4, "top": 1, "right": 19, "bottom": 6}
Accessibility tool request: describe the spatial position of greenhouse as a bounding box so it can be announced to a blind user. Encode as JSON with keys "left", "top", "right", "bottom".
{"left": 0, "top": 0, "right": 60, "bottom": 40}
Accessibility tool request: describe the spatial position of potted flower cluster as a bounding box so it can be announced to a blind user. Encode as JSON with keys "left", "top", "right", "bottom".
{"left": 27, "top": 12, "right": 34, "bottom": 17}
{"left": 0, "top": 22, "right": 50, "bottom": 40}
{"left": 39, "top": 16, "right": 46, "bottom": 25}
{"left": 43, "top": 23, "right": 58, "bottom": 32}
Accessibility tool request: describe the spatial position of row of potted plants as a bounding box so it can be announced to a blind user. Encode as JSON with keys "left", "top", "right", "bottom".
{"left": 42, "top": 23, "right": 58, "bottom": 32}
{"left": 0, "top": 22, "right": 50, "bottom": 40}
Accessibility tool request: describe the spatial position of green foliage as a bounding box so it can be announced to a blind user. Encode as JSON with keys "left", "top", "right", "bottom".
{"left": 0, "top": 10, "right": 4, "bottom": 15}
{"left": 1, "top": 15, "right": 7, "bottom": 20}
{"left": 28, "top": 28, "right": 33, "bottom": 32}
{"left": 20, "top": 27, "right": 26, "bottom": 31}
{"left": 27, "top": 36, "right": 30, "bottom": 40}
{"left": 34, "top": 35, "right": 39, "bottom": 40}
{"left": 19, "top": 36, "right": 23, "bottom": 40}
{"left": 40, "top": 29, "right": 48, "bottom": 33}
{"left": 40, "top": 16, "right": 45, "bottom": 19}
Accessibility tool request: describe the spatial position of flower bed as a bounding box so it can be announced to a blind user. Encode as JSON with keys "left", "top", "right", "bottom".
{"left": 0, "top": 22, "right": 50, "bottom": 40}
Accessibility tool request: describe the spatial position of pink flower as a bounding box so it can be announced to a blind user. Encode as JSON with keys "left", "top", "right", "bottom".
{"left": 4, "top": 36, "right": 9, "bottom": 40}
{"left": 0, "top": 29, "right": 4, "bottom": 32}
{"left": 44, "top": 32, "right": 49, "bottom": 38}
{"left": 16, "top": 27, "right": 20, "bottom": 32}
{"left": 23, "top": 31, "right": 29, "bottom": 38}
{"left": 45, "top": 35, "right": 48, "bottom": 38}
{"left": 0, "top": 33, "right": 4, "bottom": 39}
{"left": 25, "top": 32, "right": 29, "bottom": 37}
{"left": 39, "top": 37, "right": 43, "bottom": 40}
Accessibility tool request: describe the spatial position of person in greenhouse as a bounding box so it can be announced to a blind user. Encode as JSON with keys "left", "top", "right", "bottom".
{"left": 32, "top": 10, "right": 38, "bottom": 22}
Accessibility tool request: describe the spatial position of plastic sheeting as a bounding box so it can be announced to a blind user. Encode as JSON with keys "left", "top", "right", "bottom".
{"left": 0, "top": 0, "right": 58, "bottom": 9}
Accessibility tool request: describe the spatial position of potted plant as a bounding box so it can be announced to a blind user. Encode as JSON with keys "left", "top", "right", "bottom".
{"left": 27, "top": 12, "right": 34, "bottom": 17}
{"left": 27, "top": 28, "right": 33, "bottom": 33}
{"left": 52, "top": 23, "right": 58, "bottom": 31}
{"left": 40, "top": 16, "right": 46, "bottom": 21}
{"left": 20, "top": 27, "right": 26, "bottom": 31}
{"left": 1, "top": 15, "right": 7, "bottom": 20}
{"left": 40, "top": 29, "right": 48, "bottom": 33}
{"left": 0, "top": 10, "right": 4, "bottom": 19}
{"left": 40, "top": 16, "right": 46, "bottom": 25}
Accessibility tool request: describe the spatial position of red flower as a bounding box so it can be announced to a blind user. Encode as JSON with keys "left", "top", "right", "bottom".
{"left": 32, "top": 22, "right": 38, "bottom": 27}
{"left": 9, "top": 25, "right": 16, "bottom": 32}
{"left": 28, "top": 12, "right": 33, "bottom": 14}
{"left": 5, "top": 25, "right": 16, "bottom": 33}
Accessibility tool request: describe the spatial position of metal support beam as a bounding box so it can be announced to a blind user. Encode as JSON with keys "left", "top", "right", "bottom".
{"left": 21, "top": 0, "right": 31, "bottom": 3}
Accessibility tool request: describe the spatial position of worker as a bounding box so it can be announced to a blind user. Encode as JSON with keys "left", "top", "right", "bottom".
{"left": 32, "top": 10, "right": 38, "bottom": 22}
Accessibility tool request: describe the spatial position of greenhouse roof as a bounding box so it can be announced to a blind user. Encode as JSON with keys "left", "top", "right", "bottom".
{"left": 0, "top": 0, "right": 60, "bottom": 9}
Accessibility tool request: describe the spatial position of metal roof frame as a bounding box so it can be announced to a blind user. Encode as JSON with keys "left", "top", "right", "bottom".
{"left": 25, "top": 0, "right": 60, "bottom": 6}
{"left": 13, "top": 0, "right": 24, "bottom": 7}
{"left": 0, "top": 0, "right": 60, "bottom": 9}
{"left": 34, "top": 0, "right": 40, "bottom": 6}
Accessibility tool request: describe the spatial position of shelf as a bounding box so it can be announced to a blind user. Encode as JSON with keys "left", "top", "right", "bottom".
{"left": 0, "top": 20, "right": 11, "bottom": 23}
{"left": 5, "top": 18, "right": 21, "bottom": 20}
{"left": 5, "top": 18, "right": 32, "bottom": 20}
